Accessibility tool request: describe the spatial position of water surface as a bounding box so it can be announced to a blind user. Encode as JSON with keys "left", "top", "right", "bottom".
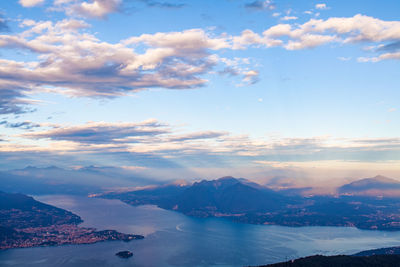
{"left": 1, "top": 195, "right": 400, "bottom": 267}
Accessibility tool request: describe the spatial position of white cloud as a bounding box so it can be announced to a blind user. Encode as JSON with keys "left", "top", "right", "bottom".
{"left": 245, "top": 0, "right": 276, "bottom": 11}
{"left": 315, "top": 3, "right": 328, "bottom": 10}
{"left": 1, "top": 14, "right": 400, "bottom": 114}
{"left": 338, "top": 56, "right": 351, "bottom": 61}
{"left": 281, "top": 16, "right": 298, "bottom": 21}
{"left": 52, "top": 0, "right": 122, "bottom": 19}
{"left": 358, "top": 51, "right": 400, "bottom": 62}
{"left": 71, "top": 0, "right": 121, "bottom": 19}
{"left": 19, "top": 0, "right": 45, "bottom": 7}
{"left": 242, "top": 70, "right": 259, "bottom": 85}
{"left": 284, "top": 34, "right": 336, "bottom": 50}
{"left": 236, "top": 14, "right": 400, "bottom": 52}
{"left": 0, "top": 21, "right": 257, "bottom": 113}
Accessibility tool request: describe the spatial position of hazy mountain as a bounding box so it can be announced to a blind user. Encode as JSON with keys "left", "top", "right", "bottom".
{"left": 169, "top": 177, "right": 288, "bottom": 215}
{"left": 338, "top": 175, "right": 400, "bottom": 197}
{"left": 103, "top": 183, "right": 190, "bottom": 206}
{"left": 106, "top": 176, "right": 400, "bottom": 231}
{"left": 106, "top": 177, "right": 292, "bottom": 217}
{"left": 0, "top": 166, "right": 161, "bottom": 195}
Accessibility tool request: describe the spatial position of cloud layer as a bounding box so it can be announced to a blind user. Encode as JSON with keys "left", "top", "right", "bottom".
{"left": 0, "top": 13, "right": 399, "bottom": 115}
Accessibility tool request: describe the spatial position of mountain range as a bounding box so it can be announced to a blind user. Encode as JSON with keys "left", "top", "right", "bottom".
{"left": 0, "top": 166, "right": 162, "bottom": 195}
{"left": 104, "top": 175, "right": 400, "bottom": 230}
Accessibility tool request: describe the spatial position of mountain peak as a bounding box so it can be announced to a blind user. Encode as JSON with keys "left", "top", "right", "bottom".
{"left": 217, "top": 176, "right": 237, "bottom": 181}
{"left": 371, "top": 175, "right": 394, "bottom": 183}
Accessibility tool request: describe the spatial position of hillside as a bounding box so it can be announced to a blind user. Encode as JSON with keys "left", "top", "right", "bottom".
{"left": 258, "top": 254, "right": 400, "bottom": 267}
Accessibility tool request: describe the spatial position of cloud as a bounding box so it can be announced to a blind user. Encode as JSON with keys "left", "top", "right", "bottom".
{"left": 1, "top": 14, "right": 399, "bottom": 114}
{"left": 24, "top": 120, "right": 169, "bottom": 144}
{"left": 245, "top": 0, "right": 276, "bottom": 11}
{"left": 377, "top": 41, "right": 400, "bottom": 52}
{"left": 1, "top": 117, "right": 400, "bottom": 179}
{"left": 281, "top": 16, "right": 298, "bottom": 21}
{"left": 234, "top": 14, "right": 400, "bottom": 53}
{"left": 0, "top": 21, "right": 241, "bottom": 114}
{"left": 19, "top": 0, "right": 45, "bottom": 7}
{"left": 232, "top": 29, "right": 283, "bottom": 49}
{"left": 338, "top": 56, "right": 351, "bottom": 61}
{"left": 315, "top": 3, "right": 328, "bottom": 10}
{"left": 284, "top": 34, "right": 336, "bottom": 50}
{"left": 167, "top": 131, "right": 228, "bottom": 142}
{"left": 18, "top": 117, "right": 399, "bottom": 160}
{"left": 358, "top": 52, "right": 400, "bottom": 62}
{"left": 242, "top": 70, "right": 260, "bottom": 84}
{"left": 0, "top": 120, "right": 41, "bottom": 130}
{"left": 0, "top": 87, "right": 36, "bottom": 115}
{"left": 53, "top": 0, "right": 122, "bottom": 19}
{"left": 0, "top": 15, "right": 9, "bottom": 32}
{"left": 139, "top": 0, "right": 185, "bottom": 9}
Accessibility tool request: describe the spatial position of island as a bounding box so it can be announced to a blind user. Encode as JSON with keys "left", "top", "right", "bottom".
{"left": 115, "top": 250, "right": 133, "bottom": 258}
{"left": 0, "top": 191, "right": 144, "bottom": 250}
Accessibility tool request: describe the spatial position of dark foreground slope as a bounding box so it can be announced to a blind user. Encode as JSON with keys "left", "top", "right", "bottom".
{"left": 258, "top": 254, "right": 400, "bottom": 267}
{"left": 0, "top": 191, "right": 143, "bottom": 249}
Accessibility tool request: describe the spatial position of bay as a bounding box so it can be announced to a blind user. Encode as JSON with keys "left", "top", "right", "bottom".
{"left": 1, "top": 195, "right": 400, "bottom": 267}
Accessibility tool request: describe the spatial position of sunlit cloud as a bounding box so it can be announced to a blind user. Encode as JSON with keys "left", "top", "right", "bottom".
{"left": 19, "top": 0, "right": 45, "bottom": 8}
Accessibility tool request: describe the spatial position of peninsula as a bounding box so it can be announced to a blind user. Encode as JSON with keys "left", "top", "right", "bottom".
{"left": 0, "top": 191, "right": 143, "bottom": 250}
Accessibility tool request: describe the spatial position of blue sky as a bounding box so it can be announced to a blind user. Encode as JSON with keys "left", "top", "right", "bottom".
{"left": 0, "top": 0, "right": 399, "bottom": 185}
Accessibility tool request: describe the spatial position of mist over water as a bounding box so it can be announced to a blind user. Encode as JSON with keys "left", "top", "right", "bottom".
{"left": 1, "top": 195, "right": 400, "bottom": 267}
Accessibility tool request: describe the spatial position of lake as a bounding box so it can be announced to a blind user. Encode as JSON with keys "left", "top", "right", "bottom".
{"left": 1, "top": 195, "right": 400, "bottom": 267}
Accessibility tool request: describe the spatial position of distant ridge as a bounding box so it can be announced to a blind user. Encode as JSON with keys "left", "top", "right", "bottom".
{"left": 338, "top": 175, "right": 400, "bottom": 196}
{"left": 106, "top": 175, "right": 400, "bottom": 231}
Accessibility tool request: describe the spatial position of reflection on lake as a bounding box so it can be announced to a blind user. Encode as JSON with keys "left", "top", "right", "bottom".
{"left": 1, "top": 195, "right": 400, "bottom": 267}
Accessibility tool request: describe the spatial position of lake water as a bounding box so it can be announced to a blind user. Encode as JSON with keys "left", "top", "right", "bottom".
{"left": 1, "top": 195, "right": 400, "bottom": 267}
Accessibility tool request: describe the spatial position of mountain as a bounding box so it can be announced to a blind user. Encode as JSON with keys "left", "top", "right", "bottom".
{"left": 166, "top": 177, "right": 288, "bottom": 216}
{"left": 0, "top": 166, "right": 161, "bottom": 195}
{"left": 105, "top": 176, "right": 400, "bottom": 231}
{"left": 338, "top": 175, "right": 400, "bottom": 197}
{"left": 103, "top": 183, "right": 190, "bottom": 206}
{"left": 105, "top": 176, "right": 294, "bottom": 217}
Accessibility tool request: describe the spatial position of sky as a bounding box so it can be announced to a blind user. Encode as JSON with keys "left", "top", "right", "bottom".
{"left": 0, "top": 0, "right": 399, "bottom": 185}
